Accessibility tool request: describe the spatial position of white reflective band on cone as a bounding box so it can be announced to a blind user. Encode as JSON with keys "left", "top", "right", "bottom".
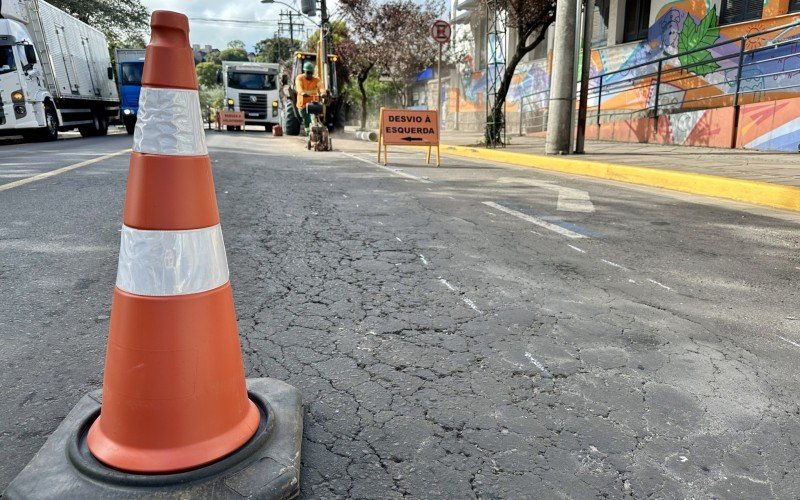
{"left": 116, "top": 225, "right": 229, "bottom": 296}
{"left": 133, "top": 87, "right": 208, "bottom": 156}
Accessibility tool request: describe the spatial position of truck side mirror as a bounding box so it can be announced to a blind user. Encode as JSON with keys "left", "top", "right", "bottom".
{"left": 24, "top": 45, "right": 37, "bottom": 65}
{"left": 216, "top": 70, "right": 222, "bottom": 85}
{"left": 107, "top": 67, "right": 113, "bottom": 80}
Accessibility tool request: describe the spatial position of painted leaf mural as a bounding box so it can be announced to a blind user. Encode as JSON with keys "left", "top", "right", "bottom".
{"left": 677, "top": 6, "right": 721, "bottom": 77}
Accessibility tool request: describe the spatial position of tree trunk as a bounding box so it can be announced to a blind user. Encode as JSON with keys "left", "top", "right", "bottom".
{"left": 357, "top": 65, "right": 373, "bottom": 130}
{"left": 485, "top": 14, "right": 554, "bottom": 146}
{"left": 486, "top": 49, "right": 524, "bottom": 146}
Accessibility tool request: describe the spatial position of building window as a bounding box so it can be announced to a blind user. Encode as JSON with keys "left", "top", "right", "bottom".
{"left": 720, "top": 0, "right": 763, "bottom": 25}
{"left": 790, "top": 0, "right": 800, "bottom": 12}
{"left": 592, "top": 0, "right": 610, "bottom": 48}
{"left": 623, "top": 0, "right": 651, "bottom": 43}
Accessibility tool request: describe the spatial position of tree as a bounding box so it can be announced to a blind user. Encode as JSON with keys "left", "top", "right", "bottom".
{"left": 227, "top": 40, "right": 246, "bottom": 50}
{"left": 205, "top": 50, "right": 222, "bottom": 65}
{"left": 196, "top": 62, "right": 221, "bottom": 88}
{"left": 484, "top": 0, "right": 556, "bottom": 145}
{"left": 49, "top": 0, "right": 149, "bottom": 46}
{"left": 378, "top": 0, "right": 441, "bottom": 106}
{"left": 339, "top": 0, "right": 441, "bottom": 129}
{"left": 218, "top": 47, "right": 249, "bottom": 62}
{"left": 254, "top": 37, "right": 302, "bottom": 63}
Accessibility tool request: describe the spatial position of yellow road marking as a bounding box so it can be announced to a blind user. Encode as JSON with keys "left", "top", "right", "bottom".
{"left": 0, "top": 148, "right": 131, "bottom": 193}
{"left": 440, "top": 144, "right": 800, "bottom": 213}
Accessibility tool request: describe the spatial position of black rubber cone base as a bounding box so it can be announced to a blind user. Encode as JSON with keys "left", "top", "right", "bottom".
{"left": 4, "top": 378, "right": 303, "bottom": 500}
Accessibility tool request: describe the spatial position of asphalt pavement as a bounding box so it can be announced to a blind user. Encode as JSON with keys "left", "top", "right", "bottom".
{"left": 1, "top": 130, "right": 799, "bottom": 498}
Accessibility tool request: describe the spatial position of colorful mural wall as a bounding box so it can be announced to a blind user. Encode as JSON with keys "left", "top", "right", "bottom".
{"left": 444, "top": 0, "right": 800, "bottom": 151}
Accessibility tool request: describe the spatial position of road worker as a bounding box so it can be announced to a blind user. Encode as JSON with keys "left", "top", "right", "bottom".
{"left": 295, "top": 61, "right": 326, "bottom": 135}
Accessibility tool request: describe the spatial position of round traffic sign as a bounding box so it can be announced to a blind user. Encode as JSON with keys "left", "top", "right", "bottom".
{"left": 431, "top": 19, "right": 451, "bottom": 44}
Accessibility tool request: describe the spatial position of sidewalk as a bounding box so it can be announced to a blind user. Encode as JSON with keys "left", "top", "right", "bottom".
{"left": 438, "top": 131, "right": 800, "bottom": 212}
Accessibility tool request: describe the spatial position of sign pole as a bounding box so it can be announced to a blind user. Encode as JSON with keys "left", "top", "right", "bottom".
{"left": 437, "top": 43, "right": 442, "bottom": 114}
{"left": 377, "top": 107, "right": 383, "bottom": 163}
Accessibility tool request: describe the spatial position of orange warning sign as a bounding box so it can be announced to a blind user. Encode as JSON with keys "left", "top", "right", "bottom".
{"left": 377, "top": 108, "right": 440, "bottom": 167}
{"left": 218, "top": 110, "right": 245, "bottom": 128}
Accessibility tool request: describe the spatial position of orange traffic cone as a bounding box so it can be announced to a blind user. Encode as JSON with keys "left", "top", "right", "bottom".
{"left": 86, "top": 10, "right": 259, "bottom": 473}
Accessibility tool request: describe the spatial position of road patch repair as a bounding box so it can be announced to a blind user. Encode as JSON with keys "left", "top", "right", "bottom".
{"left": 441, "top": 144, "right": 800, "bottom": 212}
{"left": 4, "top": 11, "right": 301, "bottom": 499}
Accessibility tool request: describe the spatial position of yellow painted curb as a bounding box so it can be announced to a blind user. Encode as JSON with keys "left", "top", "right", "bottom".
{"left": 440, "top": 144, "right": 800, "bottom": 212}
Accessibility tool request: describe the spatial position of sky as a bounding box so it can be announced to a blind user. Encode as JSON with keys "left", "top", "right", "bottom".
{"left": 139, "top": 0, "right": 336, "bottom": 52}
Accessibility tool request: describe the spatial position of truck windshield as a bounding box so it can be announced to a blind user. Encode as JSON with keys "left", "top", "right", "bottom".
{"left": 227, "top": 72, "right": 276, "bottom": 91}
{"left": 120, "top": 62, "right": 143, "bottom": 85}
{"left": 0, "top": 46, "right": 15, "bottom": 75}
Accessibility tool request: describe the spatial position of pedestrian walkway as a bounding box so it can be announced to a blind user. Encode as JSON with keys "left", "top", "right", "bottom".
{"left": 438, "top": 131, "right": 800, "bottom": 212}
{"left": 442, "top": 132, "right": 800, "bottom": 187}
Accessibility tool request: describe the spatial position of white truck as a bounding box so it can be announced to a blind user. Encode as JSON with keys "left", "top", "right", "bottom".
{"left": 221, "top": 61, "right": 280, "bottom": 131}
{"left": 0, "top": 0, "right": 119, "bottom": 141}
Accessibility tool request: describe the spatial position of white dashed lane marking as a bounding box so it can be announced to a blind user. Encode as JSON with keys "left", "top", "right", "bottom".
{"left": 342, "top": 152, "right": 432, "bottom": 183}
{"left": 483, "top": 202, "right": 587, "bottom": 239}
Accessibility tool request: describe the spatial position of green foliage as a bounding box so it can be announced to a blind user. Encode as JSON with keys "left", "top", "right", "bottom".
{"left": 219, "top": 47, "right": 249, "bottom": 62}
{"left": 346, "top": 71, "right": 396, "bottom": 105}
{"left": 677, "top": 6, "right": 721, "bottom": 77}
{"left": 48, "top": 0, "right": 149, "bottom": 46}
{"left": 196, "top": 62, "right": 222, "bottom": 88}
{"left": 254, "top": 37, "right": 303, "bottom": 63}
{"left": 306, "top": 20, "right": 349, "bottom": 51}
{"left": 199, "top": 84, "right": 224, "bottom": 111}
{"left": 227, "top": 40, "right": 246, "bottom": 50}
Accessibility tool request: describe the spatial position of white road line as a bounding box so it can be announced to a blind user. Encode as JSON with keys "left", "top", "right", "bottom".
{"left": 778, "top": 335, "right": 800, "bottom": 349}
{"left": 483, "top": 202, "right": 586, "bottom": 239}
{"left": 0, "top": 149, "right": 130, "bottom": 193}
{"left": 419, "top": 254, "right": 429, "bottom": 266}
{"left": 341, "top": 152, "right": 432, "bottom": 183}
{"left": 395, "top": 237, "right": 402, "bottom": 242}
{"left": 524, "top": 352, "right": 551, "bottom": 377}
{"left": 647, "top": 278, "right": 673, "bottom": 291}
{"left": 438, "top": 278, "right": 456, "bottom": 291}
{"left": 497, "top": 177, "right": 595, "bottom": 213}
{"left": 568, "top": 244, "right": 586, "bottom": 253}
{"left": 601, "top": 259, "right": 629, "bottom": 271}
{"left": 462, "top": 297, "right": 483, "bottom": 314}
{"left": 438, "top": 277, "right": 483, "bottom": 315}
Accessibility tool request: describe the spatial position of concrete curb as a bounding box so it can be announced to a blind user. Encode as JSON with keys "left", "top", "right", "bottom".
{"left": 440, "top": 144, "right": 800, "bottom": 212}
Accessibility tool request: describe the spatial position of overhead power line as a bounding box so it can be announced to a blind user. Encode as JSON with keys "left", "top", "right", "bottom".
{"left": 188, "top": 17, "right": 280, "bottom": 27}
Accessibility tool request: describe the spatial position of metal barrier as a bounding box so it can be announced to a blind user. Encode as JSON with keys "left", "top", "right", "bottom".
{"left": 589, "top": 20, "right": 800, "bottom": 125}
{"left": 518, "top": 19, "right": 800, "bottom": 135}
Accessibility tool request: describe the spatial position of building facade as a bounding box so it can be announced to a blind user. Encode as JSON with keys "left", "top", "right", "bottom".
{"left": 447, "top": 0, "right": 800, "bottom": 151}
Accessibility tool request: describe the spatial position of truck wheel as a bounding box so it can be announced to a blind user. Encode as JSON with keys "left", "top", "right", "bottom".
{"left": 227, "top": 126, "right": 235, "bottom": 131}
{"left": 38, "top": 105, "right": 59, "bottom": 141}
{"left": 79, "top": 111, "right": 108, "bottom": 137}
{"left": 124, "top": 116, "right": 136, "bottom": 135}
{"left": 285, "top": 102, "right": 301, "bottom": 136}
{"left": 96, "top": 113, "right": 109, "bottom": 137}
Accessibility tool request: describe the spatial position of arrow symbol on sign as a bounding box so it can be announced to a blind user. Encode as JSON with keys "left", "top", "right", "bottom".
{"left": 401, "top": 137, "right": 423, "bottom": 142}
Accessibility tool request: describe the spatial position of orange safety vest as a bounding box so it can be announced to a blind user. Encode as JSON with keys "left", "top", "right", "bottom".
{"left": 295, "top": 74, "right": 324, "bottom": 108}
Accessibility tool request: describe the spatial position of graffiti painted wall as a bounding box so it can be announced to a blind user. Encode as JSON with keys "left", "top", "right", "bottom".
{"left": 445, "top": 0, "right": 800, "bottom": 151}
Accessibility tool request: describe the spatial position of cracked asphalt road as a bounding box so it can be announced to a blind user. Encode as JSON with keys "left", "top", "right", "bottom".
{"left": 2, "top": 131, "right": 800, "bottom": 498}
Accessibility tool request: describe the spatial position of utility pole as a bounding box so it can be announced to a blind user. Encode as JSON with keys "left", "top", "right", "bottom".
{"left": 279, "top": 11, "right": 304, "bottom": 60}
{"left": 545, "top": 0, "right": 579, "bottom": 155}
{"left": 575, "top": 0, "right": 595, "bottom": 154}
{"left": 319, "top": 0, "right": 330, "bottom": 91}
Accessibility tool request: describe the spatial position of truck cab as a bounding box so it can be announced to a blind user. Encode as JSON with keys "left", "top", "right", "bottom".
{"left": 0, "top": 0, "right": 119, "bottom": 141}
{"left": 0, "top": 18, "right": 55, "bottom": 138}
{"left": 221, "top": 61, "right": 280, "bottom": 131}
{"left": 115, "top": 49, "right": 144, "bottom": 134}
